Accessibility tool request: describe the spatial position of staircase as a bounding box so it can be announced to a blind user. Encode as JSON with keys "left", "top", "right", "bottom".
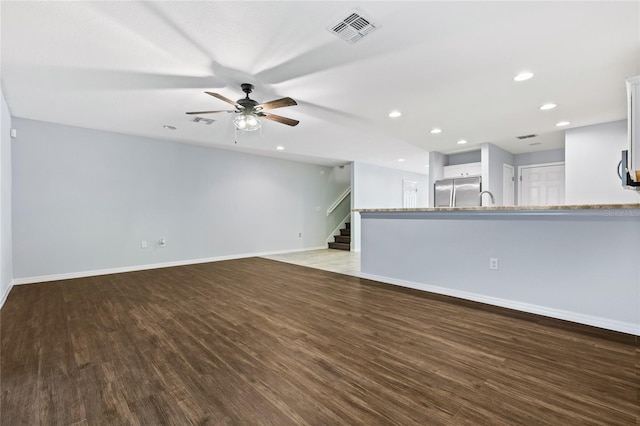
{"left": 328, "top": 222, "right": 350, "bottom": 251}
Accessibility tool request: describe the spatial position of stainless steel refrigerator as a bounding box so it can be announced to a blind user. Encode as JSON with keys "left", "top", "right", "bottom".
{"left": 434, "top": 177, "right": 482, "bottom": 207}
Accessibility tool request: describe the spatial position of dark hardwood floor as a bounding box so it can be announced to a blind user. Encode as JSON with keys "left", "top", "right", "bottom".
{"left": 1, "top": 257, "right": 638, "bottom": 425}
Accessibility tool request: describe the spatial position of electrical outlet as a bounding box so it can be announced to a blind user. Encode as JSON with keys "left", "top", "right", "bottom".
{"left": 141, "top": 240, "right": 148, "bottom": 249}
{"left": 489, "top": 258, "right": 499, "bottom": 270}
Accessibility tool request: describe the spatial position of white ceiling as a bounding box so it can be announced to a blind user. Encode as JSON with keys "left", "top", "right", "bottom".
{"left": 2, "top": 1, "right": 639, "bottom": 174}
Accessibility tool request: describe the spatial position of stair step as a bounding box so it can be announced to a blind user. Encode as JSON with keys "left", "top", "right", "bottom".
{"left": 340, "top": 228, "right": 351, "bottom": 237}
{"left": 328, "top": 242, "right": 350, "bottom": 251}
{"left": 345, "top": 222, "right": 351, "bottom": 229}
{"left": 334, "top": 235, "right": 350, "bottom": 244}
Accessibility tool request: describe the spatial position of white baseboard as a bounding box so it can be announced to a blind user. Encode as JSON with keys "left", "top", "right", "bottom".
{"left": 0, "top": 283, "right": 13, "bottom": 310}
{"left": 359, "top": 272, "right": 640, "bottom": 336}
{"left": 11, "top": 246, "right": 327, "bottom": 286}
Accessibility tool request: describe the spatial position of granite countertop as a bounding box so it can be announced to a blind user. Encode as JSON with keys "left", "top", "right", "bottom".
{"left": 355, "top": 203, "right": 640, "bottom": 213}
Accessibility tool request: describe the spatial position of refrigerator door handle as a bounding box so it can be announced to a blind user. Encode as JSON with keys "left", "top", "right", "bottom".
{"left": 451, "top": 184, "right": 456, "bottom": 207}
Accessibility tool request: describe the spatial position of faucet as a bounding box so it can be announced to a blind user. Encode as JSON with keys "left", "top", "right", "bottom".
{"left": 479, "top": 190, "right": 495, "bottom": 205}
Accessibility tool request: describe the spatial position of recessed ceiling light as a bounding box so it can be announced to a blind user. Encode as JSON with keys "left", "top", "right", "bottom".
{"left": 388, "top": 110, "right": 402, "bottom": 118}
{"left": 163, "top": 125, "right": 176, "bottom": 130}
{"left": 457, "top": 140, "right": 468, "bottom": 145}
{"left": 430, "top": 128, "right": 442, "bottom": 134}
{"left": 539, "top": 103, "right": 557, "bottom": 111}
{"left": 514, "top": 72, "right": 534, "bottom": 82}
{"left": 556, "top": 121, "right": 571, "bottom": 127}
{"left": 397, "top": 158, "right": 406, "bottom": 162}
{"left": 276, "top": 146, "right": 285, "bottom": 150}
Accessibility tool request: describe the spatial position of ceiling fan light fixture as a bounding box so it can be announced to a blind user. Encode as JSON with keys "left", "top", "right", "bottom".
{"left": 233, "top": 113, "right": 262, "bottom": 131}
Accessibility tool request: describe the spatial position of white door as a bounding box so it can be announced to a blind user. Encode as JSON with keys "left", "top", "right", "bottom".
{"left": 403, "top": 180, "right": 418, "bottom": 208}
{"left": 503, "top": 164, "right": 515, "bottom": 206}
{"left": 519, "top": 163, "right": 565, "bottom": 206}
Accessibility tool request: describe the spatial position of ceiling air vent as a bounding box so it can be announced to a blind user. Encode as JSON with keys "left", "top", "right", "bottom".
{"left": 516, "top": 134, "right": 537, "bottom": 140}
{"left": 328, "top": 10, "right": 377, "bottom": 44}
{"left": 191, "top": 117, "right": 215, "bottom": 125}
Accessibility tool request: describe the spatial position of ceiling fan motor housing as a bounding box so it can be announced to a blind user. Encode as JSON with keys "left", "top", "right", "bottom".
{"left": 237, "top": 98, "right": 259, "bottom": 110}
{"left": 238, "top": 83, "right": 258, "bottom": 111}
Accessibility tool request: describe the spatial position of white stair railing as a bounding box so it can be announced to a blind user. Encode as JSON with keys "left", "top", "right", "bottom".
{"left": 327, "top": 188, "right": 351, "bottom": 216}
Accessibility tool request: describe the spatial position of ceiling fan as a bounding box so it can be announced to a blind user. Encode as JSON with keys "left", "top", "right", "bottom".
{"left": 186, "top": 83, "right": 299, "bottom": 131}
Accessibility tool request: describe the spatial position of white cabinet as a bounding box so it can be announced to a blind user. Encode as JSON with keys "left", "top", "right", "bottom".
{"left": 443, "top": 162, "right": 482, "bottom": 178}
{"left": 443, "top": 164, "right": 466, "bottom": 178}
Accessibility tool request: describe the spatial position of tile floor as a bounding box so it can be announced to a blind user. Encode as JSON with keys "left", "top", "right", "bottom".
{"left": 262, "top": 249, "right": 361, "bottom": 277}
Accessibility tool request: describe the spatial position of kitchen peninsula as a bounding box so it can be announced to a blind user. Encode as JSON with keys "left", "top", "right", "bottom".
{"left": 356, "top": 204, "right": 640, "bottom": 335}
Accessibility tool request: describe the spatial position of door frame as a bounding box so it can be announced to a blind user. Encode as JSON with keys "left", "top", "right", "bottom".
{"left": 517, "top": 161, "right": 565, "bottom": 206}
{"left": 503, "top": 163, "right": 515, "bottom": 206}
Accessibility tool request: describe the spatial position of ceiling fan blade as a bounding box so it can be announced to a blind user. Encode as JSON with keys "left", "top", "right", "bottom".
{"left": 205, "top": 91, "right": 241, "bottom": 108}
{"left": 260, "top": 113, "right": 300, "bottom": 127}
{"left": 257, "top": 97, "right": 297, "bottom": 111}
{"left": 185, "top": 110, "right": 235, "bottom": 115}
{"left": 4, "top": 65, "right": 226, "bottom": 91}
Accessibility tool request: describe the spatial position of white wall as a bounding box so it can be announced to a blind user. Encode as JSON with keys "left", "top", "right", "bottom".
{"left": 481, "top": 143, "right": 515, "bottom": 206}
{"left": 351, "top": 161, "right": 429, "bottom": 251}
{"left": 0, "top": 88, "right": 13, "bottom": 306}
{"left": 360, "top": 210, "right": 640, "bottom": 335}
{"left": 427, "top": 152, "right": 447, "bottom": 207}
{"left": 566, "top": 120, "right": 640, "bottom": 204}
{"left": 447, "top": 151, "right": 481, "bottom": 165}
{"left": 514, "top": 148, "right": 565, "bottom": 168}
{"left": 12, "top": 118, "right": 347, "bottom": 281}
